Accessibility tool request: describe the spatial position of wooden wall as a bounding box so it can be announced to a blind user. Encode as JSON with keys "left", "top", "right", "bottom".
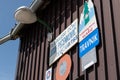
{"left": 15, "top": 0, "right": 120, "bottom": 80}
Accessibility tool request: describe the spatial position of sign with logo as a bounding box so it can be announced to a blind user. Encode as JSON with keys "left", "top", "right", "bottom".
{"left": 79, "top": 0, "right": 99, "bottom": 71}
{"left": 79, "top": 0, "right": 99, "bottom": 58}
{"left": 79, "top": 0, "right": 98, "bottom": 42}
{"left": 56, "top": 54, "right": 72, "bottom": 80}
{"left": 45, "top": 67, "right": 52, "bottom": 80}
{"left": 49, "top": 19, "right": 78, "bottom": 65}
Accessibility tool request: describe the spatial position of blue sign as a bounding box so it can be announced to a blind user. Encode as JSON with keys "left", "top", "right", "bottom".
{"left": 79, "top": 28, "right": 99, "bottom": 58}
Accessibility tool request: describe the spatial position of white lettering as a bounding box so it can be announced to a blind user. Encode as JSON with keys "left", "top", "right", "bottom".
{"left": 80, "top": 34, "right": 98, "bottom": 52}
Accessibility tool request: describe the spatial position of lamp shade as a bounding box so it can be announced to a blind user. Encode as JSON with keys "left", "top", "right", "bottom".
{"left": 14, "top": 6, "right": 37, "bottom": 24}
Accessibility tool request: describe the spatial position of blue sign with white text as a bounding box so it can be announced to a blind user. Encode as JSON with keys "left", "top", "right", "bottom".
{"left": 79, "top": 28, "right": 99, "bottom": 58}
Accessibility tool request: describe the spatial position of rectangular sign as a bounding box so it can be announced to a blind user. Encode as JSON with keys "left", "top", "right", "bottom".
{"left": 79, "top": 28, "right": 99, "bottom": 57}
{"left": 79, "top": 0, "right": 99, "bottom": 71}
{"left": 79, "top": 0, "right": 100, "bottom": 58}
{"left": 45, "top": 67, "right": 52, "bottom": 80}
{"left": 79, "top": 0, "right": 98, "bottom": 42}
{"left": 49, "top": 19, "right": 78, "bottom": 65}
{"left": 79, "top": 15, "right": 98, "bottom": 42}
{"left": 81, "top": 47, "right": 97, "bottom": 71}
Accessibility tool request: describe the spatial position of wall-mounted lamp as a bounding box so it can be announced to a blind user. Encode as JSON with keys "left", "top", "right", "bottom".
{"left": 14, "top": 6, "right": 52, "bottom": 42}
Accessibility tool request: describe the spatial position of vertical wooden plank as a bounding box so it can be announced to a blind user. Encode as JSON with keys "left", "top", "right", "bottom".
{"left": 53, "top": 0, "right": 61, "bottom": 79}
{"left": 65, "top": 0, "right": 72, "bottom": 80}
{"left": 42, "top": 4, "right": 51, "bottom": 80}
{"left": 50, "top": 1, "right": 54, "bottom": 80}
{"left": 20, "top": 42, "right": 25, "bottom": 80}
{"left": 60, "top": 0, "right": 66, "bottom": 32}
{"left": 41, "top": 11, "right": 48, "bottom": 80}
{"left": 34, "top": 24, "right": 42, "bottom": 80}
{"left": 38, "top": 16, "right": 47, "bottom": 79}
{"left": 93, "top": 0, "right": 107, "bottom": 80}
{"left": 29, "top": 26, "right": 36, "bottom": 80}
{"left": 23, "top": 41, "right": 29, "bottom": 80}
{"left": 51, "top": 1, "right": 56, "bottom": 39}
{"left": 87, "top": 66, "right": 95, "bottom": 80}
{"left": 22, "top": 29, "right": 31, "bottom": 80}
{"left": 71, "top": 0, "right": 79, "bottom": 79}
{"left": 43, "top": 39, "right": 49, "bottom": 80}
{"left": 78, "top": 0, "right": 84, "bottom": 78}
{"left": 30, "top": 24, "right": 38, "bottom": 80}
{"left": 51, "top": 1, "right": 57, "bottom": 80}
{"left": 101, "top": 0, "right": 118, "bottom": 79}
{"left": 20, "top": 30, "right": 28, "bottom": 80}
{"left": 15, "top": 38, "right": 21, "bottom": 80}
{"left": 55, "top": 0, "right": 60, "bottom": 37}
{"left": 27, "top": 27, "right": 34, "bottom": 80}
{"left": 23, "top": 27, "right": 32, "bottom": 80}
{"left": 16, "top": 37, "right": 24, "bottom": 80}
{"left": 77, "top": 0, "right": 81, "bottom": 78}
{"left": 110, "top": 0, "right": 120, "bottom": 78}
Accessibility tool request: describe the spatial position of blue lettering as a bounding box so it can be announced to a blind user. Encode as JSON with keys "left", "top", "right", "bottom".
{"left": 57, "top": 29, "right": 75, "bottom": 48}
{"left": 50, "top": 47, "right": 56, "bottom": 57}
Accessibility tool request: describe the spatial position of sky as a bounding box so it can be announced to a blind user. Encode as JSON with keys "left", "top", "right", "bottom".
{"left": 0, "top": 0, "right": 33, "bottom": 80}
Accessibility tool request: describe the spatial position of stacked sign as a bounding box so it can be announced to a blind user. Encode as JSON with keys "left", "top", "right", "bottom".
{"left": 79, "top": 0, "right": 99, "bottom": 71}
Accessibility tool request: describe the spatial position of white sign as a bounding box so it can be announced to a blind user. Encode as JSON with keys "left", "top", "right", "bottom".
{"left": 45, "top": 67, "right": 52, "bottom": 80}
{"left": 79, "top": 0, "right": 98, "bottom": 42}
{"left": 49, "top": 19, "right": 78, "bottom": 65}
{"left": 79, "top": 0, "right": 98, "bottom": 71}
{"left": 81, "top": 48, "right": 97, "bottom": 71}
{"left": 79, "top": 0, "right": 99, "bottom": 57}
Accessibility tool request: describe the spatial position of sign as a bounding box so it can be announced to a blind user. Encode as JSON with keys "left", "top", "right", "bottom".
{"left": 81, "top": 48, "right": 97, "bottom": 71}
{"left": 79, "top": 0, "right": 99, "bottom": 71}
{"left": 49, "top": 19, "right": 78, "bottom": 65}
{"left": 79, "top": 15, "right": 98, "bottom": 42}
{"left": 79, "top": 0, "right": 98, "bottom": 42}
{"left": 56, "top": 54, "right": 72, "bottom": 80}
{"left": 79, "top": 28, "right": 99, "bottom": 57}
{"left": 79, "top": 0, "right": 99, "bottom": 58}
{"left": 45, "top": 67, "right": 52, "bottom": 80}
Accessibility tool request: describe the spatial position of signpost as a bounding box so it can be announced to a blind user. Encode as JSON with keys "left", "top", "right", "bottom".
{"left": 79, "top": 0, "right": 99, "bottom": 71}
{"left": 49, "top": 19, "right": 78, "bottom": 66}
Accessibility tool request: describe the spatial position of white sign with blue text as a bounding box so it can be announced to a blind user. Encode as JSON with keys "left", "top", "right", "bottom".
{"left": 49, "top": 19, "right": 78, "bottom": 66}
{"left": 79, "top": 0, "right": 99, "bottom": 58}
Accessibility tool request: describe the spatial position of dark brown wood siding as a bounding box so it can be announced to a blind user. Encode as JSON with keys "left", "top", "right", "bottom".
{"left": 15, "top": 0, "right": 120, "bottom": 80}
